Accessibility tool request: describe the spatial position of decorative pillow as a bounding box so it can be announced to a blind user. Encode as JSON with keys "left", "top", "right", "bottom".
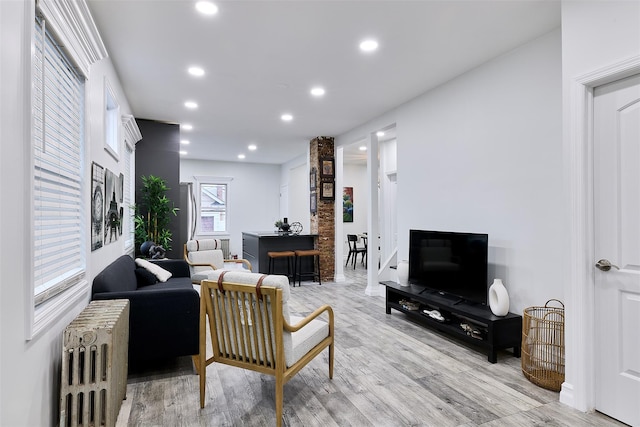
{"left": 135, "top": 258, "right": 172, "bottom": 282}
{"left": 134, "top": 267, "right": 158, "bottom": 288}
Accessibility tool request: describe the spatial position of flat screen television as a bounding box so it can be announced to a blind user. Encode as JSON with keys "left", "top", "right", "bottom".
{"left": 408, "top": 229, "right": 488, "bottom": 305}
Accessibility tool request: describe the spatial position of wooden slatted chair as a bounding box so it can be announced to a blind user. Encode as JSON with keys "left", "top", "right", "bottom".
{"left": 183, "top": 239, "right": 252, "bottom": 284}
{"left": 195, "top": 270, "right": 334, "bottom": 427}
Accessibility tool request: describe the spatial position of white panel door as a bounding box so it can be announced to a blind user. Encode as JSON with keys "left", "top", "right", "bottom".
{"left": 594, "top": 73, "right": 640, "bottom": 427}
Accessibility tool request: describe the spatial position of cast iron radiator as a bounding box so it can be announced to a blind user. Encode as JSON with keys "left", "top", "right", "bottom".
{"left": 60, "top": 299, "right": 129, "bottom": 427}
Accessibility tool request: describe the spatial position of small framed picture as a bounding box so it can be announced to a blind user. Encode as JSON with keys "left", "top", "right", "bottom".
{"left": 310, "top": 168, "right": 317, "bottom": 191}
{"left": 320, "top": 181, "right": 335, "bottom": 201}
{"left": 320, "top": 157, "right": 334, "bottom": 179}
{"left": 310, "top": 191, "right": 317, "bottom": 213}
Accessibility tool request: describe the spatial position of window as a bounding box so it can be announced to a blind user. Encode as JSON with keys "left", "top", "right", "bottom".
{"left": 124, "top": 144, "right": 134, "bottom": 251}
{"left": 195, "top": 177, "right": 232, "bottom": 235}
{"left": 32, "top": 16, "right": 86, "bottom": 306}
{"left": 104, "top": 79, "right": 119, "bottom": 160}
{"left": 122, "top": 114, "right": 142, "bottom": 253}
{"left": 200, "top": 183, "right": 227, "bottom": 233}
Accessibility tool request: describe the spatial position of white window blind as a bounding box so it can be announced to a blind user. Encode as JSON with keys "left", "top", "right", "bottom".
{"left": 33, "top": 16, "right": 86, "bottom": 306}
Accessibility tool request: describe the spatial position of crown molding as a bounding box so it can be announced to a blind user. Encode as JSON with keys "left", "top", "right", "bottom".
{"left": 37, "top": 0, "right": 107, "bottom": 77}
{"left": 122, "top": 114, "right": 142, "bottom": 149}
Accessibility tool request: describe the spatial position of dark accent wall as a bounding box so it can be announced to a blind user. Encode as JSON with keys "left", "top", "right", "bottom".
{"left": 135, "top": 119, "right": 181, "bottom": 259}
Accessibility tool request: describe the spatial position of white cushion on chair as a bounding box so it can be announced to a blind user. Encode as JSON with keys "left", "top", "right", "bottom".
{"left": 191, "top": 269, "right": 216, "bottom": 283}
{"left": 186, "top": 239, "right": 222, "bottom": 252}
{"left": 188, "top": 250, "right": 224, "bottom": 272}
{"left": 186, "top": 239, "right": 225, "bottom": 273}
{"left": 288, "top": 315, "right": 329, "bottom": 367}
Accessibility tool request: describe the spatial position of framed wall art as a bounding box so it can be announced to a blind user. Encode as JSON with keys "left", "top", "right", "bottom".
{"left": 310, "top": 191, "right": 317, "bottom": 213}
{"left": 91, "top": 162, "right": 104, "bottom": 251}
{"left": 104, "top": 168, "right": 123, "bottom": 245}
{"left": 320, "top": 181, "right": 335, "bottom": 201}
{"left": 310, "top": 167, "right": 317, "bottom": 191}
{"left": 320, "top": 157, "right": 334, "bottom": 179}
{"left": 343, "top": 186, "right": 353, "bottom": 222}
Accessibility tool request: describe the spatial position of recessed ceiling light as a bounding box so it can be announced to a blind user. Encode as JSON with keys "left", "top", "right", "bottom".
{"left": 184, "top": 101, "right": 198, "bottom": 109}
{"left": 238, "top": 154, "right": 246, "bottom": 159}
{"left": 182, "top": 123, "right": 193, "bottom": 131}
{"left": 179, "top": 150, "right": 188, "bottom": 155}
{"left": 376, "top": 131, "right": 385, "bottom": 137}
{"left": 195, "top": 1, "right": 218, "bottom": 15}
{"left": 310, "top": 87, "right": 325, "bottom": 97}
{"left": 248, "top": 144, "right": 257, "bottom": 151}
{"left": 181, "top": 139, "right": 190, "bottom": 145}
{"left": 359, "top": 39, "right": 379, "bottom": 52}
{"left": 281, "top": 113, "right": 293, "bottom": 122}
{"left": 188, "top": 66, "right": 205, "bottom": 77}
{"left": 359, "top": 146, "right": 367, "bottom": 151}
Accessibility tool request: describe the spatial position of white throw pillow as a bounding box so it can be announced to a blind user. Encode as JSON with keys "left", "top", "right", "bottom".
{"left": 135, "top": 258, "right": 172, "bottom": 282}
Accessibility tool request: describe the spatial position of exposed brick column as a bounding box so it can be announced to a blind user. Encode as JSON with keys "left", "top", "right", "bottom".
{"left": 310, "top": 136, "right": 335, "bottom": 282}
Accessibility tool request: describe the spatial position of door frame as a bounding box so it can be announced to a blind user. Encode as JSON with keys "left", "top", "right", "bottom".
{"left": 561, "top": 55, "right": 640, "bottom": 412}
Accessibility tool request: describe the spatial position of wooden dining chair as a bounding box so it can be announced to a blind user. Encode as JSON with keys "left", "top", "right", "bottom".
{"left": 195, "top": 270, "right": 334, "bottom": 427}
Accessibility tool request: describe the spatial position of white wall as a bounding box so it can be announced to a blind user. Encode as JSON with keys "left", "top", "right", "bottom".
{"left": 89, "top": 61, "right": 137, "bottom": 276}
{"left": 337, "top": 29, "right": 563, "bottom": 315}
{"left": 397, "top": 29, "right": 563, "bottom": 315}
{"left": 280, "top": 153, "right": 310, "bottom": 231}
{"left": 0, "top": 2, "right": 134, "bottom": 425}
{"left": 559, "top": 0, "right": 640, "bottom": 412}
{"left": 180, "top": 159, "right": 281, "bottom": 256}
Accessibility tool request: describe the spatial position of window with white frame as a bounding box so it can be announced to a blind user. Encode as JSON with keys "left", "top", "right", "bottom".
{"left": 104, "top": 80, "right": 119, "bottom": 160}
{"left": 197, "top": 178, "right": 231, "bottom": 234}
{"left": 32, "top": 15, "right": 86, "bottom": 306}
{"left": 124, "top": 143, "right": 134, "bottom": 251}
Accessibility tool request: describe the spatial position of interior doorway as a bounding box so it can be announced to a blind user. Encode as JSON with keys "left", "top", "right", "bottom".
{"left": 562, "top": 55, "right": 640, "bottom": 422}
{"left": 336, "top": 124, "right": 397, "bottom": 291}
{"left": 593, "top": 73, "right": 640, "bottom": 426}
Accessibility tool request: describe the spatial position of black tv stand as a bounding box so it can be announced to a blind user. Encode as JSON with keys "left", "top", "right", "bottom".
{"left": 381, "top": 281, "right": 522, "bottom": 363}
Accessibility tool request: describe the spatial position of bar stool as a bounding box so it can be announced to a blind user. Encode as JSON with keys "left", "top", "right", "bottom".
{"left": 294, "top": 249, "right": 321, "bottom": 286}
{"left": 267, "top": 251, "right": 295, "bottom": 283}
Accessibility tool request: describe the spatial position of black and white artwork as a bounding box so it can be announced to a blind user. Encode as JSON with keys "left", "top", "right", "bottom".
{"left": 104, "top": 168, "right": 123, "bottom": 245}
{"left": 91, "top": 162, "right": 104, "bottom": 251}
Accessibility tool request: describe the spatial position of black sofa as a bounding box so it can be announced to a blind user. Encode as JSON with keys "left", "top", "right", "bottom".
{"left": 91, "top": 255, "right": 199, "bottom": 362}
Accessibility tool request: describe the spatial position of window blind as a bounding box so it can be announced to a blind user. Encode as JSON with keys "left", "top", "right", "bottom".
{"left": 33, "top": 17, "right": 86, "bottom": 306}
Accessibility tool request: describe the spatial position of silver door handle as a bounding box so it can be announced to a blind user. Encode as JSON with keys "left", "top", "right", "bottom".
{"left": 595, "top": 259, "right": 619, "bottom": 271}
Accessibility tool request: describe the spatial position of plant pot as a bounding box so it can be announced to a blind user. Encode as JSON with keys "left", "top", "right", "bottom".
{"left": 140, "top": 240, "right": 155, "bottom": 257}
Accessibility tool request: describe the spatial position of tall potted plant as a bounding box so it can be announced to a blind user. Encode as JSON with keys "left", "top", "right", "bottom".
{"left": 134, "top": 175, "right": 178, "bottom": 254}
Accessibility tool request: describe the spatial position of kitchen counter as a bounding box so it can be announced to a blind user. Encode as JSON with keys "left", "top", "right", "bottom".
{"left": 242, "top": 232, "right": 317, "bottom": 274}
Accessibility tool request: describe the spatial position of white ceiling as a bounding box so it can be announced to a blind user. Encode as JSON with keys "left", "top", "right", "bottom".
{"left": 87, "top": 0, "right": 560, "bottom": 165}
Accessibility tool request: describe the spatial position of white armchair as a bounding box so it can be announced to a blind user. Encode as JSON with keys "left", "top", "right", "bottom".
{"left": 183, "top": 239, "right": 252, "bottom": 284}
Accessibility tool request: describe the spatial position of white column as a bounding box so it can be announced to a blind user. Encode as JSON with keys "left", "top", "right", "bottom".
{"left": 365, "top": 132, "right": 381, "bottom": 296}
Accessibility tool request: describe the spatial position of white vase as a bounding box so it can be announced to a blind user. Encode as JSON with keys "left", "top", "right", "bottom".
{"left": 489, "top": 279, "right": 509, "bottom": 316}
{"left": 397, "top": 260, "right": 409, "bottom": 286}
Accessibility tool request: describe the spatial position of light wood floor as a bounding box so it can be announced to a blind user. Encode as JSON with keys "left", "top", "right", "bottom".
{"left": 117, "top": 265, "right": 626, "bottom": 427}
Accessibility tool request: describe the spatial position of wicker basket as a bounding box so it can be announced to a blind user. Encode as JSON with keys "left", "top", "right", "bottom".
{"left": 521, "top": 299, "right": 565, "bottom": 391}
